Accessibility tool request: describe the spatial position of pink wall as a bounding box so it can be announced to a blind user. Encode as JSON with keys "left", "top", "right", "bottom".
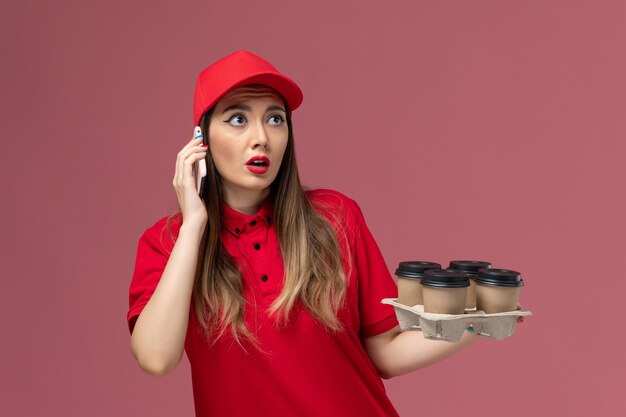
{"left": 2, "top": 0, "right": 624, "bottom": 416}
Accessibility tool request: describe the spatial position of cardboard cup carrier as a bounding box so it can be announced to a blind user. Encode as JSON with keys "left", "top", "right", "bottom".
{"left": 385, "top": 263, "right": 531, "bottom": 342}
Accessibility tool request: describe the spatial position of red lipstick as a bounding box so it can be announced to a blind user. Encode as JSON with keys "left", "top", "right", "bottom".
{"left": 245, "top": 155, "right": 270, "bottom": 174}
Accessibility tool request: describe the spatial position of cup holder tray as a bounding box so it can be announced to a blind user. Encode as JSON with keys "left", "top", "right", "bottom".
{"left": 381, "top": 298, "right": 532, "bottom": 342}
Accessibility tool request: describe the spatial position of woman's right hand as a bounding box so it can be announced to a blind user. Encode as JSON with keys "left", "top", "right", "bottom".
{"left": 173, "top": 126, "right": 209, "bottom": 227}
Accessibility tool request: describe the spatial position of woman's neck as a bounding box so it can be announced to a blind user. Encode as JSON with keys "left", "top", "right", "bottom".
{"left": 223, "top": 188, "right": 270, "bottom": 215}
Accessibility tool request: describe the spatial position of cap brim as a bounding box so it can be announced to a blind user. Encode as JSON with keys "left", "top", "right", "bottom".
{"left": 195, "top": 72, "right": 303, "bottom": 126}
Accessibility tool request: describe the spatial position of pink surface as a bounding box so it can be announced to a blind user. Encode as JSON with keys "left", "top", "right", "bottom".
{"left": 2, "top": 1, "right": 624, "bottom": 416}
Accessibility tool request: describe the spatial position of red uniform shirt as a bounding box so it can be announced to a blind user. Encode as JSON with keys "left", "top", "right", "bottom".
{"left": 128, "top": 188, "right": 400, "bottom": 417}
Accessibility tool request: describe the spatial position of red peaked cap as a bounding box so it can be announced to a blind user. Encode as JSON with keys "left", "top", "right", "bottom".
{"left": 193, "top": 50, "right": 303, "bottom": 126}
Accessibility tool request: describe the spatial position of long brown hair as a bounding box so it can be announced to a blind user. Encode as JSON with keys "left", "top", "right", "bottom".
{"left": 164, "top": 94, "right": 350, "bottom": 353}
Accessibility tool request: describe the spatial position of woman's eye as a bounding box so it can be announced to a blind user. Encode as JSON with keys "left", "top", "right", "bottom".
{"left": 268, "top": 115, "right": 285, "bottom": 126}
{"left": 227, "top": 115, "right": 246, "bottom": 126}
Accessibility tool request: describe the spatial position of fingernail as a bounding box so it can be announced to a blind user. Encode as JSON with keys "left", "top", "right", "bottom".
{"left": 200, "top": 151, "right": 207, "bottom": 154}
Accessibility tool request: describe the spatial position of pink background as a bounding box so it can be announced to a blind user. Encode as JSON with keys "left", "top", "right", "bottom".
{"left": 2, "top": 1, "right": 624, "bottom": 416}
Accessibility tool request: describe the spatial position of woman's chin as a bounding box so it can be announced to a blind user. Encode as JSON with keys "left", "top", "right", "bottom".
{"left": 224, "top": 179, "right": 274, "bottom": 195}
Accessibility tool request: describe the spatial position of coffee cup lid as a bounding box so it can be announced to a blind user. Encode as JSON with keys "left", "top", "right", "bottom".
{"left": 446, "top": 268, "right": 477, "bottom": 279}
{"left": 476, "top": 268, "right": 524, "bottom": 287}
{"left": 421, "top": 269, "right": 470, "bottom": 288}
{"left": 448, "top": 260, "right": 492, "bottom": 273}
{"left": 395, "top": 261, "right": 441, "bottom": 279}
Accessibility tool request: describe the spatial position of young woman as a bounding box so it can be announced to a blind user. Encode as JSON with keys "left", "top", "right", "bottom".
{"left": 127, "top": 50, "right": 479, "bottom": 417}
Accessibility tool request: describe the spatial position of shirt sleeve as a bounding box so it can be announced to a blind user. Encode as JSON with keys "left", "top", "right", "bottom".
{"left": 126, "top": 218, "right": 175, "bottom": 334}
{"left": 349, "top": 198, "right": 399, "bottom": 339}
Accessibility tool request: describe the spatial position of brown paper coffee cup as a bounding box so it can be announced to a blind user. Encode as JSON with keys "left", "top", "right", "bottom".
{"left": 395, "top": 261, "right": 441, "bottom": 307}
{"left": 476, "top": 285, "right": 521, "bottom": 314}
{"left": 466, "top": 278, "right": 477, "bottom": 309}
{"left": 397, "top": 277, "right": 423, "bottom": 307}
{"left": 423, "top": 286, "right": 468, "bottom": 314}
{"left": 475, "top": 268, "right": 524, "bottom": 314}
{"left": 421, "top": 269, "right": 470, "bottom": 314}
{"left": 447, "top": 261, "right": 492, "bottom": 309}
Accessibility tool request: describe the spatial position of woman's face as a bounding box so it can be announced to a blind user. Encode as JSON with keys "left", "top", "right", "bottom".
{"left": 208, "top": 85, "right": 289, "bottom": 202}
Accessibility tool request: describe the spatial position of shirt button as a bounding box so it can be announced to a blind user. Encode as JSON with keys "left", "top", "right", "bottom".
{"left": 254, "top": 243, "right": 261, "bottom": 250}
{"left": 234, "top": 228, "right": 240, "bottom": 234}
{"left": 267, "top": 217, "right": 271, "bottom": 225}
{"left": 250, "top": 219, "right": 257, "bottom": 226}
{"left": 261, "top": 274, "right": 268, "bottom": 282}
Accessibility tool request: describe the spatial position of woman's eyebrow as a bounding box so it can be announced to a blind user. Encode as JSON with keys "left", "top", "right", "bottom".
{"left": 266, "top": 104, "right": 286, "bottom": 113}
{"left": 221, "top": 104, "right": 251, "bottom": 114}
{"left": 220, "top": 104, "right": 285, "bottom": 114}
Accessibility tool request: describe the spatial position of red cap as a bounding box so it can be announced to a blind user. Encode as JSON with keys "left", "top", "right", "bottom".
{"left": 193, "top": 50, "right": 303, "bottom": 126}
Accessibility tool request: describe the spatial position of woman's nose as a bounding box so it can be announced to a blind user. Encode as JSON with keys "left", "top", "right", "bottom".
{"left": 251, "top": 121, "right": 269, "bottom": 149}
